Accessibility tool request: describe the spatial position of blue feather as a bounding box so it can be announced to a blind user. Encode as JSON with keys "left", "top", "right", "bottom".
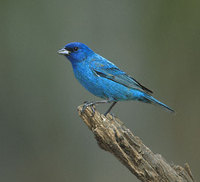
{"left": 58, "top": 42, "right": 174, "bottom": 113}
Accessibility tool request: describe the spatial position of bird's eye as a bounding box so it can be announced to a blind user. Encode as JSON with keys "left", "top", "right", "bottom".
{"left": 74, "top": 47, "right": 79, "bottom": 51}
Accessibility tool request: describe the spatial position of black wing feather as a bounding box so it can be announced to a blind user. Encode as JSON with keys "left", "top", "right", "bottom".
{"left": 92, "top": 66, "right": 153, "bottom": 94}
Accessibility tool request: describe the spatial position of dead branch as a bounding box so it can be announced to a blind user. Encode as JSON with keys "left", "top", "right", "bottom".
{"left": 77, "top": 105, "right": 195, "bottom": 182}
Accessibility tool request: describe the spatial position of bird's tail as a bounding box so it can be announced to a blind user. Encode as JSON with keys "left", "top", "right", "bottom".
{"left": 143, "top": 94, "right": 174, "bottom": 112}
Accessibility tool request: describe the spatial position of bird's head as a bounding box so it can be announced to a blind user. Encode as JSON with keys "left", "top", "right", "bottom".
{"left": 57, "top": 42, "right": 93, "bottom": 63}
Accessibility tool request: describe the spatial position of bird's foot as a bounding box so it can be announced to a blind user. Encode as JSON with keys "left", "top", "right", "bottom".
{"left": 110, "top": 113, "right": 117, "bottom": 121}
{"left": 104, "top": 101, "right": 117, "bottom": 116}
{"left": 82, "top": 101, "right": 96, "bottom": 116}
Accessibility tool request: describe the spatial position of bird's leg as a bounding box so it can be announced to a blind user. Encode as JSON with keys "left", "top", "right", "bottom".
{"left": 82, "top": 100, "right": 110, "bottom": 115}
{"left": 104, "top": 101, "right": 117, "bottom": 116}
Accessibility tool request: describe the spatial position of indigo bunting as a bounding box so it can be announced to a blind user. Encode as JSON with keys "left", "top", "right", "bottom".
{"left": 58, "top": 42, "right": 174, "bottom": 115}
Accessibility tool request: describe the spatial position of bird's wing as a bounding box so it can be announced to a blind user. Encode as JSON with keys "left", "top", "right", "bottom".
{"left": 90, "top": 59, "right": 153, "bottom": 94}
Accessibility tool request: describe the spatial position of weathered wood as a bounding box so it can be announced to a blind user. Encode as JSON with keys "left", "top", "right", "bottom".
{"left": 77, "top": 105, "right": 195, "bottom": 182}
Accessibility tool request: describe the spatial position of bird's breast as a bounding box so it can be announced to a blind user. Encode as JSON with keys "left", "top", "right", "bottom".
{"left": 72, "top": 63, "right": 107, "bottom": 98}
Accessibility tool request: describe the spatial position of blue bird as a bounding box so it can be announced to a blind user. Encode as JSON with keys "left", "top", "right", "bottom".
{"left": 58, "top": 42, "right": 174, "bottom": 115}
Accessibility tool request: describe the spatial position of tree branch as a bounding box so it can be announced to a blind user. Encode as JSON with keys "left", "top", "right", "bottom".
{"left": 77, "top": 105, "right": 195, "bottom": 182}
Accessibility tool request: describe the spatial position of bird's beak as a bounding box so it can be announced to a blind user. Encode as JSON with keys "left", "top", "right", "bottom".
{"left": 57, "top": 48, "right": 70, "bottom": 55}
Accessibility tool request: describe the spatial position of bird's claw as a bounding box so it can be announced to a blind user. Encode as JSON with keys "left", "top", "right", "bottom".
{"left": 110, "top": 113, "right": 117, "bottom": 121}
{"left": 81, "top": 101, "right": 96, "bottom": 116}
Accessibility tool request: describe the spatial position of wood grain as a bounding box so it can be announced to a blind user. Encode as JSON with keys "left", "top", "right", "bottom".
{"left": 77, "top": 105, "right": 195, "bottom": 182}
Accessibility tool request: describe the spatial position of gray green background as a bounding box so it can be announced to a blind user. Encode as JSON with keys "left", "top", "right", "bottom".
{"left": 1, "top": 0, "right": 200, "bottom": 182}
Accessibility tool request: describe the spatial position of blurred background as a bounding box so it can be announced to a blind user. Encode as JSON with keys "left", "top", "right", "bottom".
{"left": 1, "top": 0, "right": 200, "bottom": 181}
